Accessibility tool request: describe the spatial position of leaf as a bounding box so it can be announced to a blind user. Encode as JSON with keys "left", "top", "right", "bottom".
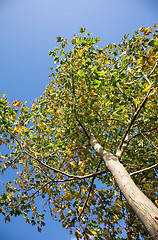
{"left": 143, "top": 84, "right": 151, "bottom": 92}
{"left": 80, "top": 27, "right": 86, "bottom": 33}
{"left": 37, "top": 226, "right": 42, "bottom": 232}
{"left": 11, "top": 100, "right": 22, "bottom": 107}
{"left": 77, "top": 70, "right": 85, "bottom": 77}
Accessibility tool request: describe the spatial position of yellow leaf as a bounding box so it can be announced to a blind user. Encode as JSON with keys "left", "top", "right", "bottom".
{"left": 89, "top": 229, "right": 98, "bottom": 235}
{"left": 133, "top": 99, "right": 140, "bottom": 108}
{"left": 137, "top": 57, "right": 144, "bottom": 66}
{"left": 10, "top": 115, "right": 17, "bottom": 120}
{"left": 143, "top": 84, "right": 151, "bottom": 92}
{"left": 18, "top": 179, "right": 24, "bottom": 187}
{"left": 70, "top": 161, "right": 76, "bottom": 168}
{"left": 144, "top": 27, "right": 151, "bottom": 35}
{"left": 32, "top": 206, "right": 36, "bottom": 212}
{"left": 78, "top": 161, "right": 84, "bottom": 168}
{"left": 141, "top": 177, "right": 146, "bottom": 183}
{"left": 31, "top": 104, "right": 36, "bottom": 111}
{"left": 2, "top": 93, "right": 6, "bottom": 98}
{"left": 44, "top": 152, "right": 50, "bottom": 157}
{"left": 39, "top": 122, "right": 46, "bottom": 129}
{"left": 23, "top": 107, "right": 29, "bottom": 112}
{"left": 118, "top": 228, "right": 122, "bottom": 234}
{"left": 38, "top": 216, "right": 42, "bottom": 221}
{"left": 22, "top": 126, "right": 27, "bottom": 131}
{"left": 81, "top": 188, "right": 86, "bottom": 195}
{"left": 9, "top": 192, "right": 14, "bottom": 197}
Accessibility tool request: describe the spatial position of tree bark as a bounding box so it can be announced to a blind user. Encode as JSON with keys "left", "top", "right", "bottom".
{"left": 90, "top": 135, "right": 158, "bottom": 239}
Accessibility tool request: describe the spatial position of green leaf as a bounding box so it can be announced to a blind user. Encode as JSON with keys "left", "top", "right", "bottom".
{"left": 77, "top": 70, "right": 85, "bottom": 77}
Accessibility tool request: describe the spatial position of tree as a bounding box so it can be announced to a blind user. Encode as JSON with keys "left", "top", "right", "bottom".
{"left": 0, "top": 25, "right": 158, "bottom": 240}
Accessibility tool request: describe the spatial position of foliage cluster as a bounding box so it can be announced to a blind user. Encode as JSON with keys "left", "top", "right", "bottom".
{"left": 0, "top": 25, "right": 158, "bottom": 239}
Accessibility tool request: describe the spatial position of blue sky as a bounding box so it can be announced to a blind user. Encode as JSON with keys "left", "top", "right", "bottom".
{"left": 0, "top": 0, "right": 157, "bottom": 239}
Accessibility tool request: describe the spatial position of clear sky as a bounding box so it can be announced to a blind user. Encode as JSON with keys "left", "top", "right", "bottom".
{"left": 0, "top": 0, "right": 157, "bottom": 239}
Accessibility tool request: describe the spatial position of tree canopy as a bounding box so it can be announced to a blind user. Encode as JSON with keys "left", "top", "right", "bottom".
{"left": 0, "top": 25, "right": 158, "bottom": 240}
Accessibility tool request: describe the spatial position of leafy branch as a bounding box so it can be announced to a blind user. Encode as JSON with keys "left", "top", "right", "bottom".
{"left": 116, "top": 87, "right": 153, "bottom": 159}
{"left": 70, "top": 59, "right": 90, "bottom": 140}
{"left": 77, "top": 159, "right": 105, "bottom": 220}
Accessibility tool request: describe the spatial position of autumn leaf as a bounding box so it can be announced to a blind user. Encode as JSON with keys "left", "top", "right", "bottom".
{"left": 37, "top": 226, "right": 42, "bottom": 232}
{"left": 11, "top": 100, "right": 22, "bottom": 107}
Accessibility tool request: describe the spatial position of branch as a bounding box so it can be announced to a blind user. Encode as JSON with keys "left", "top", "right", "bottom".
{"left": 127, "top": 127, "right": 157, "bottom": 143}
{"left": 130, "top": 163, "right": 158, "bottom": 176}
{"left": 78, "top": 219, "right": 89, "bottom": 240}
{"left": 148, "top": 60, "right": 158, "bottom": 78}
{"left": 116, "top": 88, "right": 153, "bottom": 158}
{"left": 141, "top": 132, "right": 158, "bottom": 150}
{"left": 116, "top": 60, "right": 158, "bottom": 157}
{"left": 2, "top": 124, "right": 108, "bottom": 182}
{"left": 29, "top": 180, "right": 52, "bottom": 199}
{"left": 70, "top": 59, "right": 90, "bottom": 140}
{"left": 77, "top": 159, "right": 103, "bottom": 219}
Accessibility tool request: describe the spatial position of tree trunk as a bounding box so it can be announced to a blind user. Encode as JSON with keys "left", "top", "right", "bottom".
{"left": 90, "top": 135, "right": 158, "bottom": 239}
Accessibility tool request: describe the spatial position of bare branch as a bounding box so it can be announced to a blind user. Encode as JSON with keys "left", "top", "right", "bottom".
{"left": 130, "top": 163, "right": 158, "bottom": 176}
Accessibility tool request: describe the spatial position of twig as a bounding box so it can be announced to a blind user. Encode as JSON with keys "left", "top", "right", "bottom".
{"left": 130, "top": 163, "right": 158, "bottom": 176}
{"left": 141, "top": 132, "right": 158, "bottom": 150}
{"left": 78, "top": 219, "right": 89, "bottom": 240}
{"left": 29, "top": 180, "right": 52, "bottom": 199}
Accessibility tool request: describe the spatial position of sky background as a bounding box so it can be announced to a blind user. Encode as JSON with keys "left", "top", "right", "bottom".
{"left": 0, "top": 0, "right": 157, "bottom": 239}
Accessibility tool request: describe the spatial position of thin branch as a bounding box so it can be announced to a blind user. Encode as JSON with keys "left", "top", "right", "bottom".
{"left": 70, "top": 143, "right": 90, "bottom": 152}
{"left": 116, "top": 60, "right": 158, "bottom": 157}
{"left": 142, "top": 59, "right": 158, "bottom": 85}
{"left": 25, "top": 147, "right": 108, "bottom": 180}
{"left": 77, "top": 159, "right": 103, "bottom": 220}
{"left": 29, "top": 180, "right": 52, "bottom": 199}
{"left": 116, "top": 83, "right": 136, "bottom": 110}
{"left": 141, "top": 132, "right": 158, "bottom": 150}
{"left": 130, "top": 163, "right": 158, "bottom": 176}
{"left": 3, "top": 123, "right": 108, "bottom": 182}
{"left": 70, "top": 59, "right": 90, "bottom": 140}
{"left": 148, "top": 60, "right": 158, "bottom": 78}
{"left": 117, "top": 88, "right": 153, "bottom": 156}
{"left": 78, "top": 219, "right": 89, "bottom": 240}
{"left": 128, "top": 127, "right": 157, "bottom": 143}
{"left": 4, "top": 125, "right": 23, "bottom": 151}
